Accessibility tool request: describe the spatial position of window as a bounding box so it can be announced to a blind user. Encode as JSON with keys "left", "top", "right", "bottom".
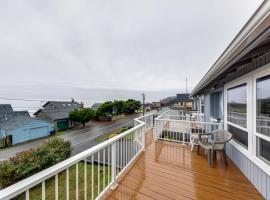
{"left": 200, "top": 95, "right": 204, "bottom": 113}
{"left": 256, "top": 74, "right": 270, "bottom": 165}
{"left": 228, "top": 124, "right": 248, "bottom": 148}
{"left": 210, "top": 92, "right": 222, "bottom": 119}
{"left": 225, "top": 65, "right": 270, "bottom": 171}
{"left": 227, "top": 84, "right": 247, "bottom": 128}
{"left": 257, "top": 137, "right": 270, "bottom": 164}
{"left": 256, "top": 75, "right": 270, "bottom": 137}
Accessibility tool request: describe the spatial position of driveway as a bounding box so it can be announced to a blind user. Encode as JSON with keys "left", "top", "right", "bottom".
{"left": 0, "top": 113, "right": 142, "bottom": 160}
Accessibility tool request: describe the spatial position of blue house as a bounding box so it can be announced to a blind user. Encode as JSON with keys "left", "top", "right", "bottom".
{"left": 0, "top": 104, "right": 52, "bottom": 145}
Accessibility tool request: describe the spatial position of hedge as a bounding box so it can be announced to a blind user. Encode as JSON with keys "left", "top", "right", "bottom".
{"left": 0, "top": 138, "right": 71, "bottom": 189}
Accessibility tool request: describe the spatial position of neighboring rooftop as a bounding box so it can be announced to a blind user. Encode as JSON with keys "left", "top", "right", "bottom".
{"left": 0, "top": 105, "right": 31, "bottom": 131}
{"left": 176, "top": 93, "right": 191, "bottom": 102}
{"left": 0, "top": 113, "right": 32, "bottom": 131}
{"left": 34, "top": 101, "right": 82, "bottom": 121}
{"left": 0, "top": 104, "right": 13, "bottom": 114}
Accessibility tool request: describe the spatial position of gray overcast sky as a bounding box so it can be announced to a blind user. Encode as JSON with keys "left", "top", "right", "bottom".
{"left": 0, "top": 0, "right": 263, "bottom": 102}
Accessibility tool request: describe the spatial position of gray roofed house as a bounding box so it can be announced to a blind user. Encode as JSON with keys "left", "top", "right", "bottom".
{"left": 0, "top": 104, "right": 13, "bottom": 114}
{"left": 0, "top": 104, "right": 52, "bottom": 145}
{"left": 34, "top": 101, "right": 82, "bottom": 131}
{"left": 0, "top": 113, "right": 32, "bottom": 131}
{"left": 176, "top": 94, "right": 191, "bottom": 102}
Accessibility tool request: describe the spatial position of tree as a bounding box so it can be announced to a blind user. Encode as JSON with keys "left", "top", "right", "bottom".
{"left": 113, "top": 100, "right": 125, "bottom": 115}
{"left": 69, "top": 108, "right": 96, "bottom": 127}
{"left": 96, "top": 101, "right": 114, "bottom": 115}
{"left": 123, "top": 99, "right": 141, "bottom": 113}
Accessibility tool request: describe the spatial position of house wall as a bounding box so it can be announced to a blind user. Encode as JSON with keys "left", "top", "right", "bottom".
{"left": 204, "top": 93, "right": 211, "bottom": 122}
{"left": 226, "top": 143, "right": 270, "bottom": 200}
{"left": 201, "top": 64, "right": 270, "bottom": 199}
{"left": 6, "top": 119, "right": 52, "bottom": 145}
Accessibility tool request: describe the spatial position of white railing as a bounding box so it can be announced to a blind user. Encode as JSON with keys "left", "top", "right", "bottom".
{"left": 155, "top": 116, "right": 223, "bottom": 144}
{"left": 160, "top": 109, "right": 205, "bottom": 122}
{"left": 0, "top": 113, "right": 156, "bottom": 200}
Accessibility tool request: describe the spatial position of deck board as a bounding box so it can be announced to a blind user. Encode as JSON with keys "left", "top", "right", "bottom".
{"left": 104, "top": 130, "right": 264, "bottom": 200}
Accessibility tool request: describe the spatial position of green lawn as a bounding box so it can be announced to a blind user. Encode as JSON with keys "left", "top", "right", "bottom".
{"left": 112, "top": 114, "right": 126, "bottom": 121}
{"left": 95, "top": 127, "right": 129, "bottom": 143}
{"left": 17, "top": 162, "right": 111, "bottom": 200}
{"left": 55, "top": 131, "right": 65, "bottom": 136}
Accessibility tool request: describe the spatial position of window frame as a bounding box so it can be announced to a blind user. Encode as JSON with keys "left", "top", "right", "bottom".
{"left": 224, "top": 63, "right": 270, "bottom": 176}
{"left": 224, "top": 76, "right": 251, "bottom": 156}
{"left": 253, "top": 66, "right": 270, "bottom": 171}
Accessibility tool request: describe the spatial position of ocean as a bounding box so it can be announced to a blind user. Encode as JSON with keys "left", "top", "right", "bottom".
{"left": 0, "top": 85, "right": 180, "bottom": 115}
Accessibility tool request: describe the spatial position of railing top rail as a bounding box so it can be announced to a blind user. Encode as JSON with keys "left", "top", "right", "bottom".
{"left": 155, "top": 117, "right": 223, "bottom": 125}
{"left": 0, "top": 113, "right": 155, "bottom": 200}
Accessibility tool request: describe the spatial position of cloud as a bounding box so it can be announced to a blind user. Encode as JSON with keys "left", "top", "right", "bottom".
{"left": 0, "top": 0, "right": 262, "bottom": 95}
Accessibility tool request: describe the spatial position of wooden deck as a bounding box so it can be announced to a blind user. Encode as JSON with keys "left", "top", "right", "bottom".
{"left": 104, "top": 130, "right": 264, "bottom": 200}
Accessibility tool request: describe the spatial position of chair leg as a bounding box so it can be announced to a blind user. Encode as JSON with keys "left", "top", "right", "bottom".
{"left": 197, "top": 145, "right": 200, "bottom": 155}
{"left": 213, "top": 150, "right": 217, "bottom": 161}
{"left": 222, "top": 149, "right": 228, "bottom": 166}
{"left": 208, "top": 149, "right": 213, "bottom": 167}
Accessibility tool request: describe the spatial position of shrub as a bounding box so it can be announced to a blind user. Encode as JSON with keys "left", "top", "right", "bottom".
{"left": 0, "top": 138, "right": 71, "bottom": 189}
{"left": 69, "top": 108, "right": 96, "bottom": 127}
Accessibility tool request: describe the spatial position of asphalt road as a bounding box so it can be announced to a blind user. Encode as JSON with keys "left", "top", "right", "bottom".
{"left": 0, "top": 113, "right": 143, "bottom": 160}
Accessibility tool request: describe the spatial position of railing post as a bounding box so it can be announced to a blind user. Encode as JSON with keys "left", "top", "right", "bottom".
{"left": 142, "top": 126, "right": 146, "bottom": 150}
{"left": 111, "top": 142, "right": 117, "bottom": 188}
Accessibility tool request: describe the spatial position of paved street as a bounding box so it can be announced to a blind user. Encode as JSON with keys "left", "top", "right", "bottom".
{"left": 0, "top": 113, "right": 142, "bottom": 160}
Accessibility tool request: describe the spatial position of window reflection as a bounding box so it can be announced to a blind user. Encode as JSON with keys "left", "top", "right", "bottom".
{"left": 257, "top": 75, "right": 270, "bottom": 137}
{"left": 257, "top": 137, "right": 270, "bottom": 164}
{"left": 227, "top": 84, "right": 247, "bottom": 128}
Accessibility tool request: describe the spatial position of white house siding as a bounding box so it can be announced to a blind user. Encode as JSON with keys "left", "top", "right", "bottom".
{"left": 226, "top": 143, "right": 270, "bottom": 200}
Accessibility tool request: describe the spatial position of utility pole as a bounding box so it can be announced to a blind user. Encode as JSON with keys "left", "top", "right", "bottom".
{"left": 142, "top": 93, "right": 145, "bottom": 116}
{"left": 186, "top": 77, "right": 188, "bottom": 93}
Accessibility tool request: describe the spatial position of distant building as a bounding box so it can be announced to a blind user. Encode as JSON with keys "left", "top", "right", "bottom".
{"left": 34, "top": 101, "right": 82, "bottom": 131}
{"left": 152, "top": 102, "right": 162, "bottom": 109}
{"left": 173, "top": 93, "right": 193, "bottom": 110}
{"left": 91, "top": 103, "right": 102, "bottom": 111}
{"left": 0, "top": 104, "right": 52, "bottom": 145}
{"left": 144, "top": 103, "right": 153, "bottom": 111}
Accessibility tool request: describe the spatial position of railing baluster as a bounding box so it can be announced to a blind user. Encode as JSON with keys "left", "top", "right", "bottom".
{"left": 66, "top": 168, "right": 69, "bottom": 200}
{"left": 76, "top": 163, "right": 79, "bottom": 200}
{"left": 125, "top": 136, "right": 127, "bottom": 166}
{"left": 84, "top": 159, "right": 87, "bottom": 200}
{"left": 103, "top": 148, "right": 105, "bottom": 190}
{"left": 111, "top": 142, "right": 116, "bottom": 184}
{"left": 42, "top": 181, "right": 45, "bottom": 200}
{"left": 91, "top": 155, "right": 94, "bottom": 200}
{"left": 108, "top": 146, "right": 110, "bottom": 185}
{"left": 98, "top": 151, "right": 100, "bottom": 195}
{"left": 120, "top": 138, "right": 122, "bottom": 170}
{"left": 25, "top": 190, "right": 29, "bottom": 200}
{"left": 55, "top": 174, "right": 58, "bottom": 200}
